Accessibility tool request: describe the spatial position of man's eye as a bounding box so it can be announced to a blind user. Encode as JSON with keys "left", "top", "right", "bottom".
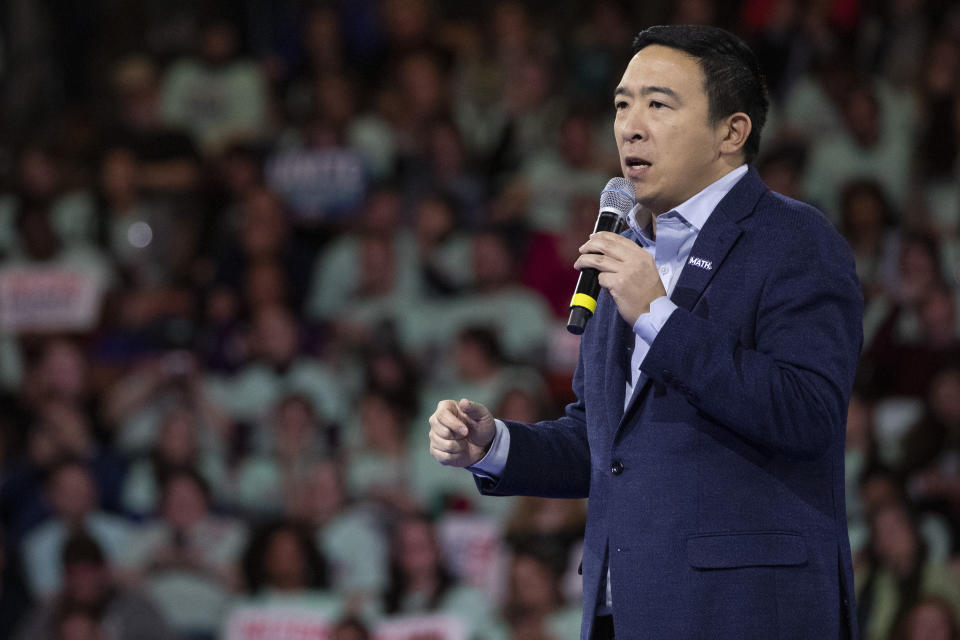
{"left": 650, "top": 101, "right": 666, "bottom": 109}
{"left": 615, "top": 101, "right": 628, "bottom": 110}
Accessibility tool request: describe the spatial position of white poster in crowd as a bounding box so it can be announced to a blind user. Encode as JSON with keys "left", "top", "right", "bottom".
{"left": 224, "top": 607, "right": 332, "bottom": 640}
{"left": 436, "top": 513, "right": 505, "bottom": 599}
{"left": 0, "top": 266, "right": 102, "bottom": 332}
{"left": 375, "top": 614, "right": 466, "bottom": 640}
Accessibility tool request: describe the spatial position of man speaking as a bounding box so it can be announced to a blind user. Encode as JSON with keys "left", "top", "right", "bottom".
{"left": 428, "top": 25, "right": 863, "bottom": 640}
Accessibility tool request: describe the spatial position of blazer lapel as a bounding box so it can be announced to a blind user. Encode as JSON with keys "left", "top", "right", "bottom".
{"left": 603, "top": 310, "right": 633, "bottom": 432}
{"left": 670, "top": 167, "right": 766, "bottom": 312}
{"left": 616, "top": 167, "right": 768, "bottom": 429}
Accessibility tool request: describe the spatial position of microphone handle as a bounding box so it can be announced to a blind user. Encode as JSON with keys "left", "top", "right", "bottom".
{"left": 566, "top": 211, "right": 626, "bottom": 335}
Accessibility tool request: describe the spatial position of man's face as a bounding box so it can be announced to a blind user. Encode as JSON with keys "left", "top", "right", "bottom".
{"left": 614, "top": 45, "right": 730, "bottom": 215}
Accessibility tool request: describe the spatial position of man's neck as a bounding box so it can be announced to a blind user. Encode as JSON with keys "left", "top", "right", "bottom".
{"left": 636, "top": 161, "right": 747, "bottom": 239}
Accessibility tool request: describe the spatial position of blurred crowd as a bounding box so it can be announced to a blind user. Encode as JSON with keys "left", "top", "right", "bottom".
{"left": 0, "top": 1, "right": 959, "bottom": 639}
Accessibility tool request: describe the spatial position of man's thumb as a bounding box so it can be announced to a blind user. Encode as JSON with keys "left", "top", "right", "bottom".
{"left": 458, "top": 398, "right": 485, "bottom": 420}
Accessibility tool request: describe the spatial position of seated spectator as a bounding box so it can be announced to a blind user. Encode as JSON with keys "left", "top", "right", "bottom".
{"left": 344, "top": 392, "right": 414, "bottom": 508}
{"left": 402, "top": 229, "right": 552, "bottom": 364}
{"left": 211, "top": 185, "right": 314, "bottom": 316}
{"left": 411, "top": 192, "right": 473, "bottom": 297}
{"left": 125, "top": 468, "right": 246, "bottom": 638}
{"left": 283, "top": 460, "right": 389, "bottom": 607}
{"left": 504, "top": 497, "right": 586, "bottom": 578}
{"left": 160, "top": 16, "right": 269, "bottom": 154}
{"left": 520, "top": 110, "right": 609, "bottom": 233}
{"left": 121, "top": 407, "right": 228, "bottom": 517}
{"left": 839, "top": 180, "right": 900, "bottom": 303}
{"left": 497, "top": 551, "right": 581, "bottom": 640}
{"left": 265, "top": 116, "right": 368, "bottom": 226}
{"left": 801, "top": 79, "right": 916, "bottom": 220}
{"left": 103, "top": 351, "right": 232, "bottom": 457}
{"left": 380, "top": 512, "right": 498, "bottom": 637}
{"left": 237, "top": 519, "right": 339, "bottom": 615}
{"left": 14, "top": 531, "right": 173, "bottom": 640}
{"left": 521, "top": 192, "right": 600, "bottom": 319}
{"left": 233, "top": 394, "right": 332, "bottom": 515}
{"left": 0, "top": 140, "right": 98, "bottom": 256}
{"left": 22, "top": 460, "right": 132, "bottom": 599}
{"left": 892, "top": 595, "right": 960, "bottom": 640}
{"left": 856, "top": 501, "right": 960, "bottom": 640}
{"left": 900, "top": 368, "right": 960, "bottom": 532}
{"left": 205, "top": 303, "right": 346, "bottom": 426}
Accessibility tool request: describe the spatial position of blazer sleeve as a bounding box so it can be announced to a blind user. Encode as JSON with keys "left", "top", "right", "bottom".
{"left": 475, "top": 343, "right": 592, "bottom": 498}
{"left": 640, "top": 216, "right": 864, "bottom": 460}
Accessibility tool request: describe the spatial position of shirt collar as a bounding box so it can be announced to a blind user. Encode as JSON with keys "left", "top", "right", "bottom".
{"left": 626, "top": 164, "right": 748, "bottom": 239}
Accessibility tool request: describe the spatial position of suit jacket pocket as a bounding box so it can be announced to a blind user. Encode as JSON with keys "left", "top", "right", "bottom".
{"left": 686, "top": 531, "right": 807, "bottom": 569}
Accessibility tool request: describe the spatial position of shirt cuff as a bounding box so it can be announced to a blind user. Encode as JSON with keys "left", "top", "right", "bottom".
{"left": 467, "top": 419, "right": 510, "bottom": 479}
{"left": 633, "top": 296, "right": 677, "bottom": 345}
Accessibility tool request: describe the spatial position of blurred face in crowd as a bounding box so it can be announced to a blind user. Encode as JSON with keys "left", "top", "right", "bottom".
{"left": 871, "top": 503, "right": 918, "bottom": 576}
{"left": 559, "top": 115, "right": 594, "bottom": 168}
{"left": 398, "top": 52, "right": 445, "bottom": 120}
{"left": 18, "top": 146, "right": 60, "bottom": 199}
{"left": 284, "top": 461, "right": 344, "bottom": 523}
{"left": 898, "top": 239, "right": 940, "bottom": 304}
{"left": 241, "top": 188, "right": 288, "bottom": 258}
{"left": 510, "top": 554, "right": 559, "bottom": 613}
{"left": 842, "top": 184, "right": 887, "bottom": 246}
{"left": 918, "top": 288, "right": 957, "bottom": 348}
{"left": 157, "top": 410, "right": 198, "bottom": 466}
{"left": 99, "top": 147, "right": 138, "bottom": 205}
{"left": 361, "top": 190, "right": 402, "bottom": 232}
{"left": 57, "top": 611, "right": 105, "bottom": 640}
{"left": 929, "top": 369, "right": 960, "bottom": 427}
{"left": 359, "top": 394, "right": 404, "bottom": 452}
{"left": 253, "top": 304, "right": 299, "bottom": 366}
{"left": 396, "top": 518, "right": 441, "bottom": 580}
{"left": 845, "top": 393, "right": 872, "bottom": 451}
{"left": 64, "top": 559, "right": 109, "bottom": 606}
{"left": 357, "top": 235, "right": 396, "bottom": 296}
{"left": 35, "top": 339, "right": 87, "bottom": 401}
{"left": 382, "top": 0, "right": 429, "bottom": 46}
{"left": 843, "top": 87, "right": 881, "bottom": 148}
{"left": 614, "top": 45, "right": 745, "bottom": 216}
{"left": 161, "top": 474, "right": 209, "bottom": 531}
{"left": 497, "top": 388, "right": 541, "bottom": 424}
{"left": 49, "top": 464, "right": 97, "bottom": 523}
{"left": 245, "top": 258, "right": 288, "bottom": 309}
{"left": 415, "top": 196, "right": 455, "bottom": 249}
{"left": 275, "top": 396, "right": 316, "bottom": 458}
{"left": 901, "top": 600, "right": 956, "bottom": 640}
{"left": 201, "top": 21, "right": 238, "bottom": 65}
{"left": 264, "top": 528, "right": 308, "bottom": 590}
{"left": 472, "top": 232, "right": 514, "bottom": 290}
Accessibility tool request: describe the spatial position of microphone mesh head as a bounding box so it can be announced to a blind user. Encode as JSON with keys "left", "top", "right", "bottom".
{"left": 600, "top": 177, "right": 636, "bottom": 216}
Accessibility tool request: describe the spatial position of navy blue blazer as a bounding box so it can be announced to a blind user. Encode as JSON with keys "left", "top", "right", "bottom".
{"left": 477, "top": 167, "right": 864, "bottom": 639}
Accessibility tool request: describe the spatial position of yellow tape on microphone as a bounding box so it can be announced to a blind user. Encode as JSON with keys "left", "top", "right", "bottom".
{"left": 570, "top": 293, "right": 597, "bottom": 314}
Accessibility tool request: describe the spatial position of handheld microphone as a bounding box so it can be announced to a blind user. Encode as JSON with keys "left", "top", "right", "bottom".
{"left": 566, "top": 178, "right": 635, "bottom": 335}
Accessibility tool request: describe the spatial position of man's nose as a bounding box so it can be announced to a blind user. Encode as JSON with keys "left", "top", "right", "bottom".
{"left": 621, "top": 106, "right": 646, "bottom": 141}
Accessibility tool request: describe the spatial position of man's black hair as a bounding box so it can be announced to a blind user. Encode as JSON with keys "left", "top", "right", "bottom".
{"left": 632, "top": 25, "right": 769, "bottom": 164}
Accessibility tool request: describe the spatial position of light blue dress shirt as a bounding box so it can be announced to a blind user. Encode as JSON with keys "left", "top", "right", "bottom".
{"left": 467, "top": 164, "right": 748, "bottom": 611}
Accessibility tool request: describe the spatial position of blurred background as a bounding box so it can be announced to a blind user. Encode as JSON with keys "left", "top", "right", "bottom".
{"left": 0, "top": 0, "right": 959, "bottom": 639}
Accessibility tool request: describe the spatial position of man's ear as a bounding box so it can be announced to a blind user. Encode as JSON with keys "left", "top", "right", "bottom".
{"left": 719, "top": 112, "right": 752, "bottom": 157}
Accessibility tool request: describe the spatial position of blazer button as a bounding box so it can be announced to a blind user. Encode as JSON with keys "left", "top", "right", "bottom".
{"left": 611, "top": 460, "right": 624, "bottom": 475}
